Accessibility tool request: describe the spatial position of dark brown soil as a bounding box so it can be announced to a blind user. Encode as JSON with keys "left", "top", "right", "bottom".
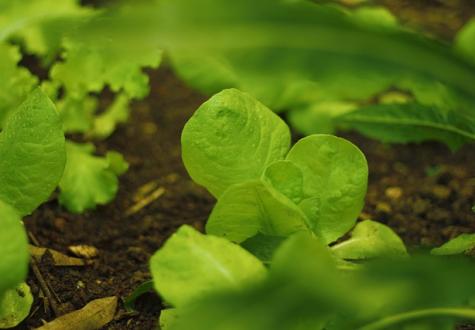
{"left": 14, "top": 2, "right": 475, "bottom": 330}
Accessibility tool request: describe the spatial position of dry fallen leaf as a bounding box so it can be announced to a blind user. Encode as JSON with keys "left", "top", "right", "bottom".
{"left": 30, "top": 246, "right": 85, "bottom": 266}
{"left": 69, "top": 245, "right": 99, "bottom": 259}
{"left": 36, "top": 296, "right": 118, "bottom": 330}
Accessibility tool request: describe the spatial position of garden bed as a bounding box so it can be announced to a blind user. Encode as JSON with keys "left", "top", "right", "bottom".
{"left": 16, "top": 66, "right": 474, "bottom": 329}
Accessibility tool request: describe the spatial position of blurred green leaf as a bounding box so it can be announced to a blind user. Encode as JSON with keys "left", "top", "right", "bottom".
{"left": 0, "top": 202, "right": 28, "bottom": 298}
{"left": 336, "top": 103, "right": 475, "bottom": 150}
{"left": 59, "top": 141, "right": 126, "bottom": 213}
{"left": 331, "top": 220, "right": 408, "bottom": 260}
{"left": 0, "top": 283, "right": 33, "bottom": 329}
{"left": 0, "top": 44, "right": 37, "bottom": 126}
{"left": 150, "top": 225, "right": 267, "bottom": 307}
{"left": 431, "top": 233, "right": 475, "bottom": 256}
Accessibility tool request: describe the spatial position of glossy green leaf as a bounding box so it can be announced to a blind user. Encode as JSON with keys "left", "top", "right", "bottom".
{"left": 262, "top": 160, "right": 304, "bottom": 204}
{"left": 337, "top": 103, "right": 475, "bottom": 150}
{"left": 0, "top": 202, "right": 28, "bottom": 298}
{"left": 150, "top": 225, "right": 266, "bottom": 307}
{"left": 181, "top": 89, "right": 290, "bottom": 197}
{"left": 0, "top": 88, "right": 65, "bottom": 216}
{"left": 59, "top": 142, "right": 127, "bottom": 213}
{"left": 287, "top": 135, "right": 368, "bottom": 244}
{"left": 0, "top": 283, "right": 33, "bottom": 329}
{"left": 206, "top": 181, "right": 310, "bottom": 243}
{"left": 431, "top": 233, "right": 475, "bottom": 256}
{"left": 331, "top": 220, "right": 407, "bottom": 260}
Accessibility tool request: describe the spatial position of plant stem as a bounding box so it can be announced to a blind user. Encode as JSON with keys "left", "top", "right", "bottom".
{"left": 359, "top": 307, "right": 475, "bottom": 330}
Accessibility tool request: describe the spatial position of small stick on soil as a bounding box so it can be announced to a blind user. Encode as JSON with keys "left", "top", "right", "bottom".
{"left": 28, "top": 231, "right": 41, "bottom": 246}
{"left": 125, "top": 186, "right": 166, "bottom": 217}
{"left": 30, "top": 257, "right": 64, "bottom": 317}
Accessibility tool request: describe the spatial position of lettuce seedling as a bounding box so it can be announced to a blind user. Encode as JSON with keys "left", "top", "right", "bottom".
{"left": 183, "top": 89, "right": 373, "bottom": 245}
{"left": 0, "top": 89, "right": 66, "bottom": 328}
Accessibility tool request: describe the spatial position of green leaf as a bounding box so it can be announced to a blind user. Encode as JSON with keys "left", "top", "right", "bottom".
{"left": 331, "top": 220, "right": 407, "bottom": 260}
{"left": 286, "top": 134, "right": 368, "bottom": 244}
{"left": 0, "top": 283, "right": 33, "bottom": 329}
{"left": 336, "top": 103, "right": 475, "bottom": 150}
{"left": 0, "top": 44, "right": 37, "bottom": 127}
{"left": 271, "top": 232, "right": 337, "bottom": 281}
{"left": 206, "top": 180, "right": 310, "bottom": 243}
{"left": 288, "top": 101, "right": 356, "bottom": 136}
{"left": 262, "top": 160, "right": 304, "bottom": 204}
{"left": 431, "top": 233, "right": 475, "bottom": 256}
{"left": 91, "top": 93, "right": 130, "bottom": 139}
{"left": 170, "top": 52, "right": 238, "bottom": 95}
{"left": 150, "top": 225, "right": 266, "bottom": 307}
{"left": 0, "top": 88, "right": 66, "bottom": 216}
{"left": 455, "top": 19, "right": 475, "bottom": 64}
{"left": 106, "top": 151, "right": 129, "bottom": 176}
{"left": 160, "top": 309, "right": 179, "bottom": 330}
{"left": 57, "top": 94, "right": 97, "bottom": 134}
{"left": 181, "top": 89, "right": 290, "bottom": 197}
{"left": 241, "top": 234, "right": 286, "bottom": 264}
{"left": 0, "top": 202, "right": 28, "bottom": 298}
{"left": 0, "top": 0, "right": 91, "bottom": 59}
{"left": 59, "top": 142, "right": 127, "bottom": 213}
{"left": 123, "top": 280, "right": 154, "bottom": 313}
{"left": 51, "top": 37, "right": 162, "bottom": 98}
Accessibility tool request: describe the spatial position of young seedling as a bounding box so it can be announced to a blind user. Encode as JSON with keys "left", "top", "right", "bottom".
{"left": 182, "top": 88, "right": 406, "bottom": 260}
{"left": 0, "top": 89, "right": 66, "bottom": 328}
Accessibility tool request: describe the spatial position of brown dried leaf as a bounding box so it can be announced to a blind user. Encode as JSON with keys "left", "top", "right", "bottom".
{"left": 30, "top": 246, "right": 85, "bottom": 266}
{"left": 36, "top": 296, "right": 118, "bottom": 330}
{"left": 68, "top": 245, "right": 99, "bottom": 259}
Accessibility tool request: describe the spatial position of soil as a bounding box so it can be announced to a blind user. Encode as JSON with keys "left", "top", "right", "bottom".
{"left": 13, "top": 2, "right": 475, "bottom": 330}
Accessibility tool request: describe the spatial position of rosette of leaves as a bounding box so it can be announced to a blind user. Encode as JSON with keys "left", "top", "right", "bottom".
{"left": 181, "top": 89, "right": 407, "bottom": 264}
{"left": 0, "top": 89, "right": 66, "bottom": 328}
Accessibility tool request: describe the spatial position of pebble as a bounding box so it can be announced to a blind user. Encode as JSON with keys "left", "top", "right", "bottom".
{"left": 385, "top": 186, "right": 403, "bottom": 199}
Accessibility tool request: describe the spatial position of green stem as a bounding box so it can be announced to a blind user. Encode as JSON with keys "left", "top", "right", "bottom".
{"left": 359, "top": 307, "right": 475, "bottom": 330}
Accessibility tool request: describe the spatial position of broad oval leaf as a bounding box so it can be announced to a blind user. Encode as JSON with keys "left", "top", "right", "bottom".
{"left": 206, "top": 180, "right": 310, "bottom": 243}
{"left": 181, "top": 89, "right": 290, "bottom": 197}
{"left": 150, "top": 225, "right": 266, "bottom": 307}
{"left": 0, "top": 88, "right": 65, "bottom": 216}
{"left": 287, "top": 134, "right": 368, "bottom": 244}
{"left": 431, "top": 233, "right": 475, "bottom": 256}
{"left": 0, "top": 201, "right": 28, "bottom": 297}
{"left": 331, "top": 220, "right": 407, "bottom": 260}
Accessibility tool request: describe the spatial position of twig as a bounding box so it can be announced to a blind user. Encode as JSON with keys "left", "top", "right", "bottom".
{"left": 125, "top": 187, "right": 166, "bottom": 217}
{"left": 30, "top": 257, "right": 64, "bottom": 317}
